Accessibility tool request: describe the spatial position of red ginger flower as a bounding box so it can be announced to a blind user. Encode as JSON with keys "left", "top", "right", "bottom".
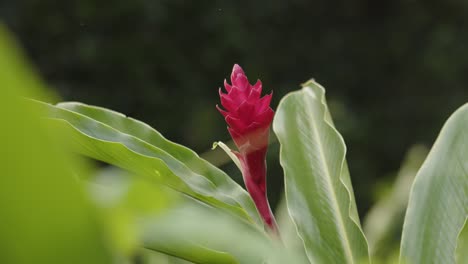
{"left": 217, "top": 64, "right": 278, "bottom": 233}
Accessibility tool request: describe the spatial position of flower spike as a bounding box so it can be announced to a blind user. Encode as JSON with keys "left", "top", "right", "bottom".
{"left": 217, "top": 64, "right": 278, "bottom": 234}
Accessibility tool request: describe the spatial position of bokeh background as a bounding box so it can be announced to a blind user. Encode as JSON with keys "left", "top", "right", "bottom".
{"left": 2, "top": 0, "right": 467, "bottom": 217}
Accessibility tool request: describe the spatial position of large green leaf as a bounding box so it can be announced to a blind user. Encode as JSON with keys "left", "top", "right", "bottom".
{"left": 273, "top": 80, "right": 369, "bottom": 264}
{"left": 35, "top": 101, "right": 261, "bottom": 225}
{"left": 400, "top": 103, "right": 468, "bottom": 264}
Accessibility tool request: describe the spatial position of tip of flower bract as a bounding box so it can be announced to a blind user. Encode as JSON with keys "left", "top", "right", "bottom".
{"left": 216, "top": 104, "right": 228, "bottom": 118}
{"left": 232, "top": 63, "right": 242, "bottom": 72}
{"left": 231, "top": 64, "right": 246, "bottom": 84}
{"left": 223, "top": 79, "right": 232, "bottom": 92}
{"left": 253, "top": 79, "right": 262, "bottom": 92}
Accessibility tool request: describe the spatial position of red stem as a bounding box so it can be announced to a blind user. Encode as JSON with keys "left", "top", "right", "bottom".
{"left": 240, "top": 148, "right": 279, "bottom": 235}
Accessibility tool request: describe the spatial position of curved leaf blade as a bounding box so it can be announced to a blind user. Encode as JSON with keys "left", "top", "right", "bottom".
{"left": 56, "top": 102, "right": 260, "bottom": 225}
{"left": 273, "top": 80, "right": 369, "bottom": 264}
{"left": 35, "top": 101, "right": 260, "bottom": 225}
{"left": 400, "top": 103, "right": 468, "bottom": 264}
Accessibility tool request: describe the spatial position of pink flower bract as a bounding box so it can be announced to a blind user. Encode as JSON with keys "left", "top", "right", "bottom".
{"left": 217, "top": 64, "right": 274, "bottom": 154}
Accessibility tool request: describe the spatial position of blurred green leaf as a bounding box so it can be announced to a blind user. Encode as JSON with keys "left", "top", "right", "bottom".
{"left": 34, "top": 101, "right": 261, "bottom": 226}
{"left": 88, "top": 167, "right": 234, "bottom": 263}
{"left": 363, "top": 145, "right": 428, "bottom": 261}
{"left": 89, "top": 168, "right": 301, "bottom": 264}
{"left": 400, "top": 103, "right": 468, "bottom": 264}
{"left": 141, "top": 203, "right": 303, "bottom": 264}
{"left": 275, "top": 195, "right": 309, "bottom": 263}
{"left": 140, "top": 249, "right": 193, "bottom": 264}
{"left": 87, "top": 167, "right": 177, "bottom": 258}
{"left": 456, "top": 218, "right": 468, "bottom": 264}
{"left": 0, "top": 24, "right": 113, "bottom": 264}
{"left": 273, "top": 80, "right": 370, "bottom": 264}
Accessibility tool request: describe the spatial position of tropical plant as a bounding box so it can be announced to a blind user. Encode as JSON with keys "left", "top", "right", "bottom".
{"left": 1, "top": 24, "right": 467, "bottom": 264}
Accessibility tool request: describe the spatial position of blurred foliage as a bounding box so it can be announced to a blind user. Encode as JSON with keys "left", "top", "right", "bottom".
{"left": 0, "top": 23, "right": 113, "bottom": 264}
{"left": 87, "top": 167, "right": 177, "bottom": 259}
{"left": 2, "top": 0, "right": 468, "bottom": 216}
{"left": 456, "top": 219, "right": 468, "bottom": 264}
{"left": 363, "top": 145, "right": 428, "bottom": 263}
{"left": 275, "top": 195, "right": 309, "bottom": 263}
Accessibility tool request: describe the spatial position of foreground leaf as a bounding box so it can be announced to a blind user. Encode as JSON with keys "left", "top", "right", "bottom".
{"left": 273, "top": 80, "right": 369, "bottom": 263}
{"left": 456, "top": 218, "right": 468, "bottom": 264}
{"left": 275, "top": 195, "right": 309, "bottom": 263}
{"left": 142, "top": 203, "right": 303, "bottom": 264}
{"left": 89, "top": 168, "right": 302, "bottom": 264}
{"left": 141, "top": 249, "right": 193, "bottom": 264}
{"left": 0, "top": 24, "right": 112, "bottom": 264}
{"left": 400, "top": 103, "right": 468, "bottom": 264}
{"left": 35, "top": 101, "right": 261, "bottom": 225}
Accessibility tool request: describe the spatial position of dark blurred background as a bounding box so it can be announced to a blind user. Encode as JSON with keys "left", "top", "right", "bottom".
{"left": 2, "top": 0, "right": 467, "bottom": 217}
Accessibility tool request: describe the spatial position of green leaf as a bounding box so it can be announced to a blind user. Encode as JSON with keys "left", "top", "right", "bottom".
{"left": 272, "top": 80, "right": 370, "bottom": 264}
{"left": 87, "top": 167, "right": 177, "bottom": 257}
{"left": 35, "top": 101, "right": 261, "bottom": 225}
{"left": 142, "top": 203, "right": 303, "bottom": 264}
{"left": 89, "top": 168, "right": 301, "bottom": 264}
{"left": 141, "top": 249, "right": 194, "bottom": 264}
{"left": 456, "top": 218, "right": 468, "bottom": 264}
{"left": 0, "top": 24, "right": 112, "bottom": 264}
{"left": 275, "top": 195, "right": 310, "bottom": 263}
{"left": 400, "top": 103, "right": 468, "bottom": 264}
{"left": 88, "top": 167, "right": 236, "bottom": 263}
